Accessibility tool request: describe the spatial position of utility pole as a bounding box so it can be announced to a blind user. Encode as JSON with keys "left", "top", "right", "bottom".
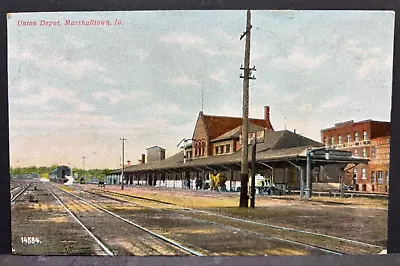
{"left": 120, "top": 138, "right": 126, "bottom": 190}
{"left": 82, "top": 156, "right": 86, "bottom": 170}
{"left": 82, "top": 156, "right": 86, "bottom": 182}
{"left": 250, "top": 135, "right": 257, "bottom": 208}
{"left": 239, "top": 10, "right": 256, "bottom": 208}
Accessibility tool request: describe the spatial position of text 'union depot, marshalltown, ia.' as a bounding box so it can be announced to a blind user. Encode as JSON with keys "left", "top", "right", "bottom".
{"left": 16, "top": 19, "right": 119, "bottom": 27}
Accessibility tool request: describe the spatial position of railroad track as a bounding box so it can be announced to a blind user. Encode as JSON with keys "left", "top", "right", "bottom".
{"left": 11, "top": 183, "right": 33, "bottom": 204}
{"left": 88, "top": 187, "right": 385, "bottom": 255}
{"left": 78, "top": 188, "right": 344, "bottom": 255}
{"left": 48, "top": 185, "right": 204, "bottom": 256}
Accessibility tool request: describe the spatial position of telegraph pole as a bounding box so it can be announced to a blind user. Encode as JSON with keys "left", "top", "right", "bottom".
{"left": 239, "top": 10, "right": 256, "bottom": 208}
{"left": 120, "top": 138, "right": 126, "bottom": 190}
{"left": 82, "top": 156, "right": 86, "bottom": 182}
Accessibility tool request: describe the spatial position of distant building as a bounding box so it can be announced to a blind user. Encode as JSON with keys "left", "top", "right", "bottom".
{"left": 146, "top": 146, "right": 166, "bottom": 163}
{"left": 321, "top": 119, "right": 390, "bottom": 192}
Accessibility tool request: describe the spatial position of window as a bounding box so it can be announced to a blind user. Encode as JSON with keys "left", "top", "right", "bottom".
{"left": 371, "top": 147, "right": 376, "bottom": 158}
{"left": 347, "top": 133, "right": 351, "bottom": 143}
{"left": 363, "top": 130, "right": 368, "bottom": 141}
{"left": 220, "top": 145, "right": 224, "bottom": 154}
{"left": 338, "top": 135, "right": 342, "bottom": 144}
{"left": 362, "top": 168, "right": 367, "bottom": 180}
{"left": 354, "top": 149, "right": 358, "bottom": 157}
{"left": 215, "top": 146, "right": 218, "bottom": 155}
{"left": 226, "top": 144, "right": 231, "bottom": 153}
{"left": 331, "top": 136, "right": 335, "bottom": 145}
{"left": 377, "top": 171, "right": 384, "bottom": 184}
{"left": 363, "top": 148, "right": 367, "bottom": 157}
{"left": 355, "top": 131, "right": 359, "bottom": 142}
{"left": 324, "top": 137, "right": 328, "bottom": 146}
{"left": 387, "top": 171, "right": 389, "bottom": 184}
{"left": 354, "top": 169, "right": 358, "bottom": 180}
{"left": 371, "top": 171, "right": 376, "bottom": 183}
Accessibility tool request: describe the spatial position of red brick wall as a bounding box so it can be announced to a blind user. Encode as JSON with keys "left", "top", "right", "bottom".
{"left": 370, "top": 121, "right": 391, "bottom": 139}
{"left": 321, "top": 120, "right": 390, "bottom": 192}
{"left": 370, "top": 136, "right": 390, "bottom": 192}
{"left": 321, "top": 121, "right": 371, "bottom": 145}
{"left": 192, "top": 114, "right": 209, "bottom": 157}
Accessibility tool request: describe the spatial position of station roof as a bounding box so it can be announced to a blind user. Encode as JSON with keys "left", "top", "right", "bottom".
{"left": 110, "top": 130, "right": 368, "bottom": 174}
{"left": 211, "top": 123, "right": 266, "bottom": 142}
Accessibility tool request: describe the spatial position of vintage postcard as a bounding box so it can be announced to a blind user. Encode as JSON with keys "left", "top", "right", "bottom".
{"left": 8, "top": 10, "right": 393, "bottom": 256}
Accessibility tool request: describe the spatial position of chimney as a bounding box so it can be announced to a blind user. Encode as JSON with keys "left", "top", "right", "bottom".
{"left": 141, "top": 154, "right": 145, "bottom": 164}
{"left": 127, "top": 160, "right": 132, "bottom": 166}
{"left": 294, "top": 129, "right": 296, "bottom": 134}
{"left": 264, "top": 106, "right": 270, "bottom": 122}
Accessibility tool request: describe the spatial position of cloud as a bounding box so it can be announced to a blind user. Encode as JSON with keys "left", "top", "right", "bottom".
{"left": 167, "top": 76, "right": 200, "bottom": 86}
{"left": 92, "top": 89, "right": 147, "bottom": 105}
{"left": 159, "top": 31, "right": 220, "bottom": 56}
{"left": 130, "top": 47, "right": 150, "bottom": 62}
{"left": 10, "top": 86, "right": 78, "bottom": 106}
{"left": 100, "top": 77, "right": 117, "bottom": 85}
{"left": 210, "top": 69, "right": 229, "bottom": 84}
{"left": 64, "top": 33, "right": 87, "bottom": 49}
{"left": 321, "top": 96, "right": 349, "bottom": 108}
{"left": 271, "top": 47, "right": 331, "bottom": 70}
{"left": 10, "top": 49, "right": 106, "bottom": 78}
{"left": 345, "top": 39, "right": 381, "bottom": 59}
{"left": 356, "top": 59, "right": 379, "bottom": 80}
{"left": 10, "top": 86, "right": 98, "bottom": 113}
{"left": 13, "top": 79, "right": 35, "bottom": 93}
{"left": 76, "top": 101, "right": 96, "bottom": 112}
{"left": 298, "top": 103, "right": 313, "bottom": 114}
{"left": 159, "top": 32, "right": 206, "bottom": 48}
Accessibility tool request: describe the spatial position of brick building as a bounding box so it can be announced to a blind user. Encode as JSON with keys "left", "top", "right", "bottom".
{"left": 187, "top": 106, "right": 274, "bottom": 160}
{"left": 321, "top": 120, "right": 390, "bottom": 192}
{"left": 370, "top": 136, "right": 390, "bottom": 192}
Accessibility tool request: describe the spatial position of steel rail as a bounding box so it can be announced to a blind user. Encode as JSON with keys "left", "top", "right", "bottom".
{"left": 84, "top": 189, "right": 343, "bottom": 255}
{"left": 11, "top": 183, "right": 32, "bottom": 204}
{"left": 92, "top": 188, "right": 385, "bottom": 250}
{"left": 57, "top": 186, "right": 204, "bottom": 256}
{"left": 46, "top": 187, "right": 114, "bottom": 256}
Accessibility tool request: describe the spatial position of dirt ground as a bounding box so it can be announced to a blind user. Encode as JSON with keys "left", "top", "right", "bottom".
{"left": 86, "top": 185, "right": 387, "bottom": 251}
{"left": 11, "top": 181, "right": 387, "bottom": 256}
{"left": 11, "top": 182, "right": 106, "bottom": 255}
{"left": 73, "top": 188, "right": 329, "bottom": 256}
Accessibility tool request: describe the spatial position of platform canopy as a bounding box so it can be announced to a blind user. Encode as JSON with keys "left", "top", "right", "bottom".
{"left": 110, "top": 145, "right": 369, "bottom": 175}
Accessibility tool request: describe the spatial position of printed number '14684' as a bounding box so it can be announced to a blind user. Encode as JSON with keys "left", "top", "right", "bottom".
{"left": 21, "top": 237, "right": 41, "bottom": 244}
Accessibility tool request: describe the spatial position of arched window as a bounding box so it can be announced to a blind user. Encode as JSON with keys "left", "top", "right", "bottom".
{"left": 195, "top": 142, "right": 200, "bottom": 157}
{"left": 347, "top": 133, "right": 351, "bottom": 143}
{"left": 201, "top": 141, "right": 205, "bottom": 156}
{"left": 331, "top": 136, "right": 335, "bottom": 145}
{"left": 338, "top": 135, "right": 342, "bottom": 144}
{"left": 363, "top": 130, "right": 368, "bottom": 141}
{"left": 355, "top": 131, "right": 359, "bottom": 142}
{"left": 362, "top": 168, "right": 367, "bottom": 180}
{"left": 324, "top": 137, "right": 328, "bottom": 146}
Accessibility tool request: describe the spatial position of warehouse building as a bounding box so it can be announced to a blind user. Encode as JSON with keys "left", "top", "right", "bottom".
{"left": 321, "top": 119, "right": 390, "bottom": 192}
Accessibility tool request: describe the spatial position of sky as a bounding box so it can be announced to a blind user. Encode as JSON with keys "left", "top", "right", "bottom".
{"left": 7, "top": 10, "right": 394, "bottom": 169}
